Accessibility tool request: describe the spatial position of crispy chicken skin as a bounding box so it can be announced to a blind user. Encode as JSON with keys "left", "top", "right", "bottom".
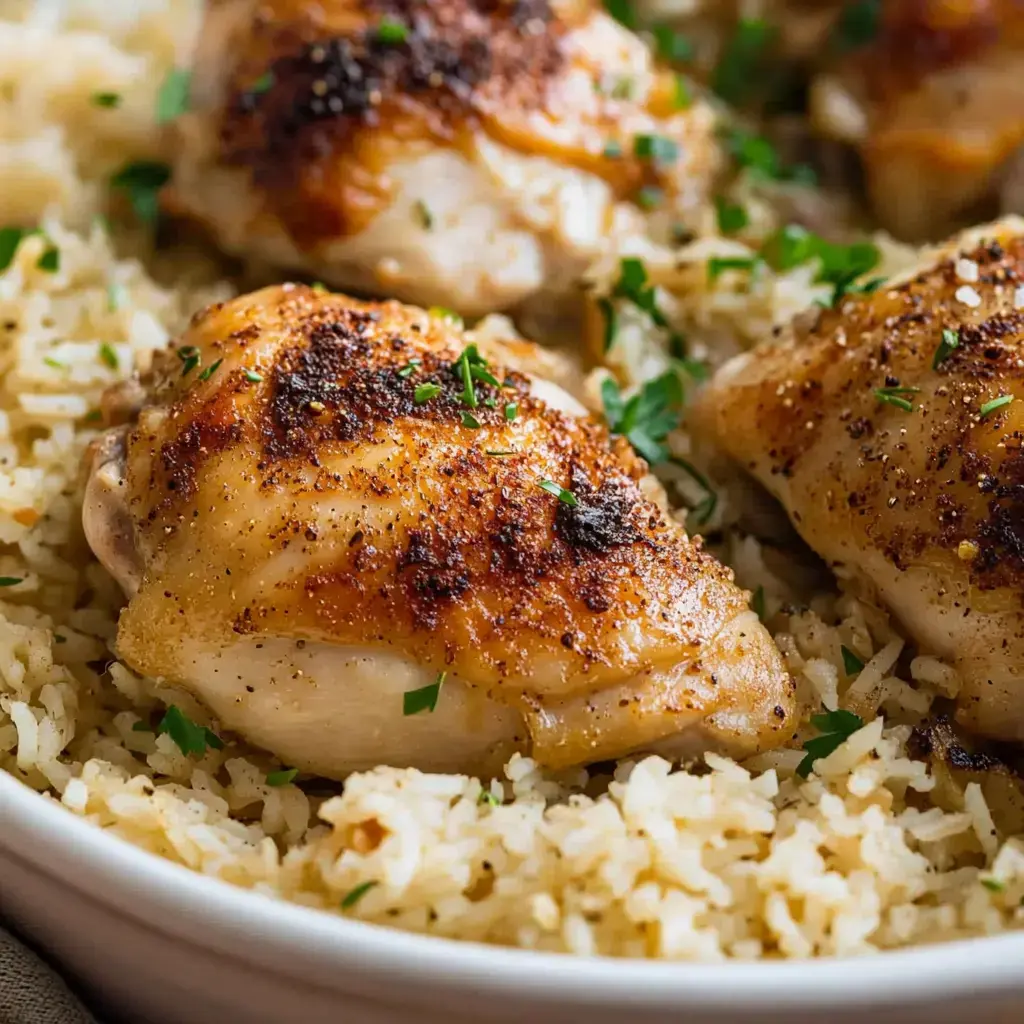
{"left": 696, "top": 217, "right": 1024, "bottom": 743}
{"left": 82, "top": 285, "right": 793, "bottom": 778}
{"left": 167, "top": 0, "right": 720, "bottom": 317}
{"left": 810, "top": 0, "right": 1024, "bottom": 240}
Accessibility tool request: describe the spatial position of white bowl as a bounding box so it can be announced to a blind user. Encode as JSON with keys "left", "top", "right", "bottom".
{"left": 2, "top": 768, "right": 1023, "bottom": 1024}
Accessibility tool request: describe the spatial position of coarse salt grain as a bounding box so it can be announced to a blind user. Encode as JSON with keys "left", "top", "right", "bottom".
{"left": 955, "top": 258, "right": 979, "bottom": 283}
{"left": 955, "top": 285, "right": 981, "bottom": 308}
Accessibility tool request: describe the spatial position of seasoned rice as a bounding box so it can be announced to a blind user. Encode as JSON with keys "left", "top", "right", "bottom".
{"left": 1, "top": 0, "right": 1023, "bottom": 962}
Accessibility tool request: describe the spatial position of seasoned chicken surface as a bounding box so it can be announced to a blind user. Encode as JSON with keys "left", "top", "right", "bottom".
{"left": 168, "top": 0, "right": 720, "bottom": 319}
{"left": 810, "top": 0, "right": 1024, "bottom": 240}
{"left": 82, "top": 285, "right": 793, "bottom": 778}
{"left": 696, "top": 217, "right": 1024, "bottom": 743}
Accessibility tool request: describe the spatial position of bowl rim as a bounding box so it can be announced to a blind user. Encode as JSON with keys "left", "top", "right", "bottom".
{"left": 3, "top": 767, "right": 1023, "bottom": 1013}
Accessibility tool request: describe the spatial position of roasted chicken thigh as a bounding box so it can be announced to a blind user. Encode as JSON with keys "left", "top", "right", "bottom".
{"left": 697, "top": 218, "right": 1024, "bottom": 743}
{"left": 168, "top": 0, "right": 719, "bottom": 318}
{"left": 83, "top": 285, "right": 793, "bottom": 778}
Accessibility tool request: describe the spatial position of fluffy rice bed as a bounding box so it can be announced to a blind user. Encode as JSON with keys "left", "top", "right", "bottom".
{"left": 2, "top": 1, "right": 1024, "bottom": 963}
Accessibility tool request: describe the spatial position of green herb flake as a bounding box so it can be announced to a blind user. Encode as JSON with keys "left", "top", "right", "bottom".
{"left": 707, "top": 256, "right": 759, "bottom": 282}
{"left": 636, "top": 186, "right": 664, "bottom": 210}
{"left": 98, "top": 343, "right": 119, "bottom": 370}
{"left": 833, "top": 0, "right": 882, "bottom": 53}
{"left": 0, "top": 577, "right": 22, "bottom": 587}
{"left": 428, "top": 306, "right": 463, "bottom": 327}
{"left": 602, "top": 140, "right": 623, "bottom": 159}
{"left": 198, "top": 358, "right": 223, "bottom": 382}
{"left": 376, "top": 18, "right": 408, "bottom": 43}
{"left": 131, "top": 720, "right": 151, "bottom": 733}
{"left": 177, "top": 345, "right": 201, "bottom": 377}
{"left": 43, "top": 356, "right": 65, "bottom": 371}
{"left": 603, "top": 0, "right": 637, "bottom": 30}
{"left": 538, "top": 479, "right": 578, "bottom": 507}
{"left": 841, "top": 645, "right": 865, "bottom": 676}
{"left": 110, "top": 161, "right": 171, "bottom": 225}
{"left": 712, "top": 18, "right": 775, "bottom": 105}
{"left": 84, "top": 410, "right": 102, "bottom": 423}
{"left": 610, "top": 76, "right": 634, "bottom": 100}
{"left": 155, "top": 68, "right": 191, "bottom": 124}
{"left": 478, "top": 789, "right": 502, "bottom": 807}
{"left": 414, "top": 382, "right": 442, "bottom": 405}
{"left": 251, "top": 71, "right": 275, "bottom": 95}
{"left": 980, "top": 395, "right": 1014, "bottom": 419}
{"left": 413, "top": 199, "right": 433, "bottom": 230}
{"left": 341, "top": 880, "right": 379, "bottom": 909}
{"left": 671, "top": 73, "right": 692, "bottom": 110}
{"left": 714, "top": 196, "right": 748, "bottom": 235}
{"left": 504, "top": 402, "right": 518, "bottom": 422}
{"left": 652, "top": 25, "right": 694, "bottom": 63}
{"left": 751, "top": 585, "right": 766, "bottom": 621}
{"left": 981, "top": 876, "right": 1007, "bottom": 893}
{"left": 397, "top": 358, "right": 421, "bottom": 379}
{"left": 266, "top": 767, "right": 299, "bottom": 787}
{"left": 933, "top": 329, "right": 960, "bottom": 369}
{"left": 633, "top": 134, "right": 679, "bottom": 164}
{"left": 670, "top": 456, "right": 718, "bottom": 525}
{"left": 874, "top": 385, "right": 920, "bottom": 413}
{"left": 92, "top": 92, "right": 122, "bottom": 108}
{"left": 243, "top": 369, "right": 263, "bottom": 383}
{"left": 601, "top": 371, "right": 684, "bottom": 466}
{"left": 796, "top": 708, "right": 865, "bottom": 778}
{"left": 598, "top": 296, "right": 617, "bottom": 352}
{"left": 403, "top": 671, "right": 446, "bottom": 715}
{"left": 107, "top": 283, "right": 127, "bottom": 312}
{"left": 0, "top": 227, "right": 43, "bottom": 272}
{"left": 155, "top": 705, "right": 224, "bottom": 757}
{"left": 461, "top": 411, "right": 481, "bottom": 429}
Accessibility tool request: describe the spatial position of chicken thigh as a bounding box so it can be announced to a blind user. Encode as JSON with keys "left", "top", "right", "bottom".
{"left": 696, "top": 217, "right": 1024, "bottom": 743}
{"left": 167, "top": 0, "right": 719, "bottom": 320}
{"left": 82, "top": 285, "right": 793, "bottom": 779}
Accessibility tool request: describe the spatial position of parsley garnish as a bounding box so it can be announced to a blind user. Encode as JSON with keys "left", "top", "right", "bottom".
{"left": 652, "top": 25, "right": 694, "bottom": 63}
{"left": 0, "top": 577, "right": 23, "bottom": 587}
{"left": 198, "top": 358, "right": 223, "bottom": 382}
{"left": 243, "top": 369, "right": 263, "bottom": 383}
{"left": 414, "top": 382, "right": 441, "bottom": 404}
{"left": 156, "top": 705, "right": 224, "bottom": 757}
{"left": 721, "top": 129, "right": 815, "bottom": 185}
{"left": 376, "top": 18, "right": 408, "bottom": 43}
{"left": 538, "top": 479, "right": 578, "bottom": 506}
{"left": 98, "top": 343, "right": 118, "bottom": 370}
{"left": 796, "top": 709, "right": 865, "bottom": 777}
{"left": 178, "top": 345, "right": 200, "bottom": 377}
{"left": 479, "top": 790, "right": 502, "bottom": 806}
{"left": 636, "top": 186, "right": 664, "bottom": 210}
{"left": 670, "top": 457, "right": 718, "bottom": 524}
{"left": 714, "top": 196, "right": 748, "bottom": 235}
{"left": 672, "top": 74, "right": 691, "bottom": 110}
{"left": 761, "top": 225, "right": 881, "bottom": 304}
{"left": 833, "top": 0, "right": 882, "bottom": 53}
{"left": 155, "top": 68, "right": 191, "bottom": 123}
{"left": 43, "top": 356, "right": 65, "bottom": 370}
{"left": 874, "top": 385, "right": 919, "bottom": 412}
{"left": 0, "top": 227, "right": 27, "bottom": 271}
{"left": 602, "top": 140, "right": 623, "bottom": 159}
{"left": 403, "top": 671, "right": 446, "bottom": 715}
{"left": 92, "top": 92, "right": 121, "bottom": 108}
{"left": 341, "top": 880, "right": 379, "bottom": 909}
{"left": 751, "top": 585, "right": 766, "bottom": 620}
{"left": 266, "top": 767, "right": 299, "bottom": 787}
{"left": 397, "top": 359, "right": 421, "bottom": 378}
{"left": 603, "top": 0, "right": 637, "bottom": 30}
{"left": 504, "top": 402, "right": 518, "bottom": 422}
{"left": 461, "top": 411, "right": 481, "bottom": 428}
{"left": 601, "top": 371, "right": 683, "bottom": 465}
{"left": 36, "top": 245, "right": 59, "bottom": 272}
{"left": 110, "top": 161, "right": 171, "bottom": 225}
{"left": 980, "top": 877, "right": 1007, "bottom": 893}
{"left": 428, "top": 306, "right": 462, "bottom": 327}
{"left": 980, "top": 395, "right": 1014, "bottom": 418}
{"left": 107, "top": 283, "right": 127, "bottom": 312}
{"left": 597, "top": 297, "right": 617, "bottom": 352}
{"left": 712, "top": 18, "right": 774, "bottom": 105}
{"left": 933, "top": 329, "right": 960, "bottom": 369}
{"left": 708, "top": 256, "right": 760, "bottom": 282}
{"left": 413, "top": 199, "right": 433, "bottom": 230}
{"left": 841, "top": 645, "right": 864, "bottom": 676}
{"left": 453, "top": 344, "right": 499, "bottom": 409}
{"left": 633, "top": 134, "right": 679, "bottom": 164}
{"left": 251, "top": 71, "right": 274, "bottom": 94}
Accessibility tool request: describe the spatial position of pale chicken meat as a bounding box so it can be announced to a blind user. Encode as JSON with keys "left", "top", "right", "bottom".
{"left": 167, "top": 0, "right": 721, "bottom": 319}
{"left": 81, "top": 285, "right": 793, "bottom": 779}
{"left": 696, "top": 217, "right": 1024, "bottom": 743}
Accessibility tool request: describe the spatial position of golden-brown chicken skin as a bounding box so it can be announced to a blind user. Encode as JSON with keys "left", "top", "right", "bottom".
{"left": 810, "top": 0, "right": 1024, "bottom": 240}
{"left": 168, "top": 0, "right": 719, "bottom": 318}
{"left": 81, "top": 285, "right": 793, "bottom": 779}
{"left": 696, "top": 217, "right": 1024, "bottom": 743}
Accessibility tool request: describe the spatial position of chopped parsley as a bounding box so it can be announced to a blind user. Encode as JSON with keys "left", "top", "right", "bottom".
{"left": 721, "top": 128, "right": 815, "bottom": 185}
{"left": 403, "top": 671, "right": 446, "bottom": 715}
{"left": 341, "top": 880, "right": 379, "bottom": 909}
{"left": 609, "top": 76, "right": 634, "bottom": 100}
{"left": 131, "top": 720, "right": 151, "bottom": 733}
{"left": 933, "top": 329, "right": 960, "bottom": 369}
{"left": 833, "top": 0, "right": 882, "bottom": 53}
{"left": 0, "top": 227, "right": 26, "bottom": 271}
{"left": 0, "top": 577, "right": 22, "bottom": 587}
{"left": 110, "top": 161, "right": 171, "bottom": 225}
{"left": 504, "top": 402, "right": 518, "bottom": 422}
{"left": 98, "top": 343, "right": 119, "bottom": 370}
{"left": 243, "top": 369, "right": 263, "bottom": 383}
{"left": 155, "top": 68, "right": 191, "bottom": 123}
{"left": 538, "top": 479, "right": 579, "bottom": 507}
{"left": 714, "top": 196, "right": 748, "bottom": 235}
{"left": 636, "top": 186, "right": 664, "bottom": 210}
{"left": 376, "top": 18, "right": 408, "bottom": 44}
{"left": 633, "top": 134, "right": 679, "bottom": 164}
{"left": 598, "top": 297, "right": 617, "bottom": 352}
{"left": 603, "top": 0, "right": 637, "bottom": 30}
{"left": 980, "top": 877, "right": 1007, "bottom": 893}
{"left": 414, "top": 381, "right": 442, "bottom": 404}
{"left": 198, "top": 358, "right": 223, "bottom": 382}
{"left": 107, "top": 283, "right": 127, "bottom": 312}
{"left": 398, "top": 359, "right": 421, "bottom": 378}
{"left": 671, "top": 74, "right": 692, "bottom": 110}
{"left": 43, "top": 356, "right": 66, "bottom": 371}
{"left": 453, "top": 344, "right": 499, "bottom": 409}
{"left": 413, "top": 199, "right": 433, "bottom": 230}
{"left": 251, "top": 71, "right": 275, "bottom": 94}
{"left": 841, "top": 645, "right": 865, "bottom": 676}
{"left": 36, "top": 245, "right": 59, "bottom": 272}
{"left": 671, "top": 457, "right": 718, "bottom": 525}
{"left": 478, "top": 789, "right": 502, "bottom": 806}
{"left": 266, "top": 767, "right": 299, "bottom": 787}
{"left": 652, "top": 25, "right": 694, "bottom": 63}
{"left": 601, "top": 371, "right": 683, "bottom": 466}
{"left": 707, "top": 256, "right": 760, "bottom": 282}
{"left": 156, "top": 705, "right": 223, "bottom": 757}
{"left": 874, "top": 385, "right": 920, "bottom": 412}
{"left": 428, "top": 306, "right": 462, "bottom": 327}
{"left": 751, "top": 585, "right": 766, "bottom": 620}
{"left": 92, "top": 92, "right": 121, "bottom": 108}
{"left": 461, "top": 411, "right": 481, "bottom": 429}
{"left": 796, "top": 708, "right": 865, "bottom": 778}
{"left": 980, "top": 395, "right": 1014, "bottom": 418}
{"left": 177, "top": 345, "right": 201, "bottom": 377}
{"left": 712, "top": 18, "right": 775, "bottom": 105}
{"left": 601, "top": 258, "right": 690, "bottom": 358}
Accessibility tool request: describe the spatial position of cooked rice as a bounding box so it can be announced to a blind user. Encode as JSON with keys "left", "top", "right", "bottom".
{"left": 1, "top": 0, "right": 1023, "bottom": 962}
